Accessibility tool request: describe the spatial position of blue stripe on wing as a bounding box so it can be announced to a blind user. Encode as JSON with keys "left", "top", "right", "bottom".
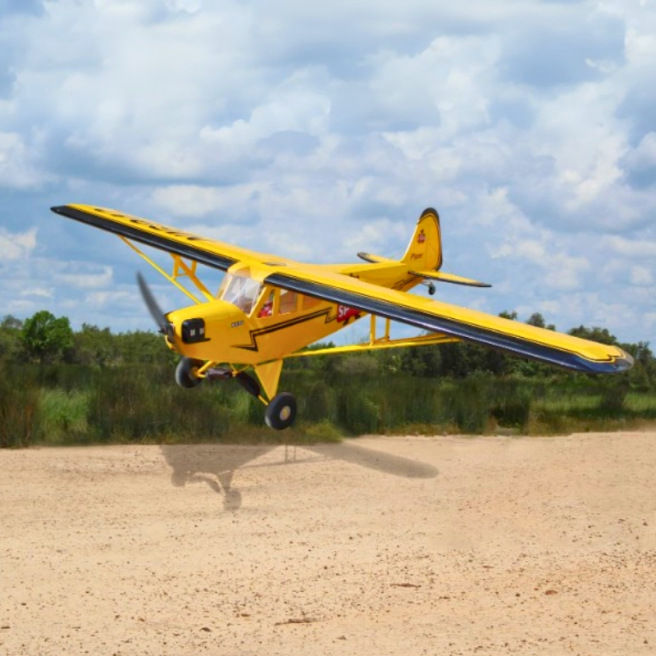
{"left": 265, "top": 273, "right": 633, "bottom": 374}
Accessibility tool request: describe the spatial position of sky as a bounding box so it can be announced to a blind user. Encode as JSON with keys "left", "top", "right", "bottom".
{"left": 0, "top": 0, "right": 655, "bottom": 346}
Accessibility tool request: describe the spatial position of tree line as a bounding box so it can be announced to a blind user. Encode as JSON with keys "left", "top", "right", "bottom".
{"left": 1, "top": 311, "right": 173, "bottom": 367}
{"left": 3, "top": 309, "right": 655, "bottom": 384}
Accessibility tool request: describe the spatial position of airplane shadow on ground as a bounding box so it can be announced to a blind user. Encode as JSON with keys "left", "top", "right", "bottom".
{"left": 160, "top": 441, "right": 438, "bottom": 512}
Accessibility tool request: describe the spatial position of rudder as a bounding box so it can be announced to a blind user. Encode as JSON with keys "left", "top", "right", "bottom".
{"left": 402, "top": 208, "right": 442, "bottom": 271}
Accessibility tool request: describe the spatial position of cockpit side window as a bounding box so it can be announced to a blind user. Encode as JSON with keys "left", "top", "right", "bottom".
{"left": 220, "top": 273, "right": 263, "bottom": 315}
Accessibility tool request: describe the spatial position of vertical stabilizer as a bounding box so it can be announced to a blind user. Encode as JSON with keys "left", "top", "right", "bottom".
{"left": 402, "top": 208, "right": 442, "bottom": 271}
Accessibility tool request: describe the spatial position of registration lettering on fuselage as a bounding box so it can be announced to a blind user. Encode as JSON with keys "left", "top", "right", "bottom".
{"left": 337, "top": 305, "right": 360, "bottom": 323}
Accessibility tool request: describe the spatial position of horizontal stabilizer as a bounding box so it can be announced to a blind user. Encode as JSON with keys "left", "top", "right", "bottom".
{"left": 411, "top": 270, "right": 491, "bottom": 288}
{"left": 357, "top": 252, "right": 394, "bottom": 264}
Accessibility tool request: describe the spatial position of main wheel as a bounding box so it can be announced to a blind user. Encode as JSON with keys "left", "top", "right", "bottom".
{"left": 265, "top": 392, "right": 297, "bottom": 430}
{"left": 175, "top": 357, "right": 204, "bottom": 388}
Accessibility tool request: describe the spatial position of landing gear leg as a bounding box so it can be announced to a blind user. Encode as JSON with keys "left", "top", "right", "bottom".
{"left": 234, "top": 371, "right": 261, "bottom": 398}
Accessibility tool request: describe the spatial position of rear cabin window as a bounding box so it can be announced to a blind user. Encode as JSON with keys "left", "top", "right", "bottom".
{"left": 279, "top": 290, "right": 298, "bottom": 315}
{"left": 301, "top": 294, "right": 321, "bottom": 310}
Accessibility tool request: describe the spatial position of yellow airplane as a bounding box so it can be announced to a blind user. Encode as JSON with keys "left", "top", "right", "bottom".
{"left": 51, "top": 204, "right": 633, "bottom": 429}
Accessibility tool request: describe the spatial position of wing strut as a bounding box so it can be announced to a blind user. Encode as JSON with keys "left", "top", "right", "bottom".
{"left": 121, "top": 237, "right": 208, "bottom": 304}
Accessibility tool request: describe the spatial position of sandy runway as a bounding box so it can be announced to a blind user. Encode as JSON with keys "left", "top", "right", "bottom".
{"left": 1, "top": 432, "right": 655, "bottom": 655}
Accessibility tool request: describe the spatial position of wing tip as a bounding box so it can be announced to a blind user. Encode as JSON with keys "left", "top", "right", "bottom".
{"left": 573, "top": 348, "right": 634, "bottom": 374}
{"left": 357, "top": 252, "right": 378, "bottom": 263}
{"left": 610, "top": 349, "right": 634, "bottom": 373}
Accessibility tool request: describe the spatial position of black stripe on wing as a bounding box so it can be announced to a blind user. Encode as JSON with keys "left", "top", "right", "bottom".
{"left": 51, "top": 205, "right": 237, "bottom": 271}
{"left": 265, "top": 273, "right": 632, "bottom": 374}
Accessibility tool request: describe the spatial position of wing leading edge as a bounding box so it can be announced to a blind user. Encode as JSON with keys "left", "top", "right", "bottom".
{"left": 51, "top": 204, "right": 266, "bottom": 271}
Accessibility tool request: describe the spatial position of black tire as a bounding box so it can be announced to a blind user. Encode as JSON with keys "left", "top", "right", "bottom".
{"left": 265, "top": 392, "right": 297, "bottom": 430}
{"left": 175, "top": 357, "right": 203, "bottom": 388}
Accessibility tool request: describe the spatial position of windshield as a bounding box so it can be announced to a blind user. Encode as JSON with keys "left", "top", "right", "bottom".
{"left": 220, "top": 274, "right": 263, "bottom": 315}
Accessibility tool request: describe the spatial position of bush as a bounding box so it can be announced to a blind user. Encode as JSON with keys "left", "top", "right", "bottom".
{"left": 0, "top": 357, "right": 651, "bottom": 446}
{"left": 336, "top": 384, "right": 381, "bottom": 434}
{"left": 490, "top": 380, "right": 532, "bottom": 430}
{"left": 39, "top": 389, "right": 89, "bottom": 444}
{"left": 87, "top": 367, "right": 231, "bottom": 442}
{"left": 302, "top": 380, "right": 334, "bottom": 422}
{"left": 0, "top": 367, "right": 42, "bottom": 447}
{"left": 598, "top": 376, "right": 630, "bottom": 415}
{"left": 441, "top": 374, "right": 493, "bottom": 433}
{"left": 302, "top": 419, "right": 343, "bottom": 443}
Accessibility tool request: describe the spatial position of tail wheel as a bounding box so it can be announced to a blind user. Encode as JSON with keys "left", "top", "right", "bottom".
{"left": 265, "top": 392, "right": 297, "bottom": 430}
{"left": 175, "top": 357, "right": 204, "bottom": 388}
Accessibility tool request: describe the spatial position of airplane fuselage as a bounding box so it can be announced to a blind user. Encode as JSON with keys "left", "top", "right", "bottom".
{"left": 166, "top": 261, "right": 421, "bottom": 366}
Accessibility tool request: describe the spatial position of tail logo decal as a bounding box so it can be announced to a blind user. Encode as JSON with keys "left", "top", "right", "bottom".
{"left": 417, "top": 229, "right": 426, "bottom": 244}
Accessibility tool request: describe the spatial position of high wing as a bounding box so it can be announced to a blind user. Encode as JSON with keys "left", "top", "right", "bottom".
{"left": 52, "top": 204, "right": 633, "bottom": 374}
{"left": 51, "top": 204, "right": 279, "bottom": 271}
{"left": 262, "top": 267, "right": 632, "bottom": 374}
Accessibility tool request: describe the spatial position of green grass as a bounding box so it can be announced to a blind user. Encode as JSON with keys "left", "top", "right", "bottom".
{"left": 528, "top": 387, "right": 656, "bottom": 434}
{"left": 0, "top": 369, "right": 41, "bottom": 448}
{"left": 39, "top": 389, "right": 89, "bottom": 445}
{"left": 2, "top": 363, "right": 656, "bottom": 447}
{"left": 625, "top": 392, "right": 656, "bottom": 414}
{"left": 300, "top": 419, "right": 343, "bottom": 443}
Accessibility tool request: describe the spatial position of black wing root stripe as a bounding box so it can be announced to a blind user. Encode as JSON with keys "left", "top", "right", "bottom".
{"left": 265, "top": 273, "right": 630, "bottom": 374}
{"left": 51, "top": 206, "right": 237, "bottom": 271}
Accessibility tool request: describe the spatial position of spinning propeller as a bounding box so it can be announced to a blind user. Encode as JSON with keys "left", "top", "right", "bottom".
{"left": 136, "top": 273, "right": 179, "bottom": 349}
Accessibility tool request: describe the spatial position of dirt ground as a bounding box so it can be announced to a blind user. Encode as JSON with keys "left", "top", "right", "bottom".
{"left": 1, "top": 431, "right": 655, "bottom": 656}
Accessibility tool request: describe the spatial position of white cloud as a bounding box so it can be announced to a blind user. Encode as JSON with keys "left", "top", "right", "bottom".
{"left": 0, "top": 227, "right": 37, "bottom": 261}
{"left": 604, "top": 235, "right": 656, "bottom": 258}
{"left": 151, "top": 184, "right": 263, "bottom": 220}
{"left": 630, "top": 265, "right": 653, "bottom": 286}
{"left": 21, "top": 287, "right": 53, "bottom": 298}
{"left": 54, "top": 263, "right": 114, "bottom": 289}
{"left": 0, "top": 133, "right": 48, "bottom": 189}
{"left": 342, "top": 219, "right": 408, "bottom": 257}
{"left": 84, "top": 290, "right": 132, "bottom": 309}
{"left": 543, "top": 253, "right": 590, "bottom": 291}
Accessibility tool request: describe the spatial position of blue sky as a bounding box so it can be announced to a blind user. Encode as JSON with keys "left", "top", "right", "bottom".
{"left": 0, "top": 0, "right": 655, "bottom": 345}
